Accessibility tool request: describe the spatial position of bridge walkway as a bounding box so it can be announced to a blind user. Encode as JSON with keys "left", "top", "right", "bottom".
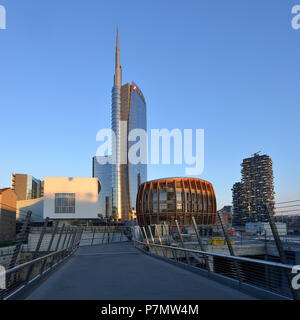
{"left": 25, "top": 242, "right": 256, "bottom": 300}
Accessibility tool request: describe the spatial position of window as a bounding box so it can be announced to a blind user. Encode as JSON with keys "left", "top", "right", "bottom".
{"left": 144, "top": 189, "right": 149, "bottom": 213}
{"left": 176, "top": 191, "right": 183, "bottom": 212}
{"left": 159, "top": 190, "right": 167, "bottom": 213}
{"left": 55, "top": 193, "right": 75, "bottom": 214}
{"left": 151, "top": 190, "right": 157, "bottom": 213}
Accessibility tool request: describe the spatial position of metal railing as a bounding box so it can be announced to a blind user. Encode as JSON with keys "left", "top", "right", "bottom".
{"left": 0, "top": 211, "right": 132, "bottom": 300}
{"left": 79, "top": 226, "right": 132, "bottom": 246}
{"left": 0, "top": 213, "right": 83, "bottom": 300}
{"left": 132, "top": 225, "right": 300, "bottom": 300}
{"left": 0, "top": 246, "right": 77, "bottom": 300}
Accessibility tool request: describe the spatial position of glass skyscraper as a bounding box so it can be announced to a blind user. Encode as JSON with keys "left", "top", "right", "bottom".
{"left": 127, "top": 83, "right": 147, "bottom": 213}
{"left": 92, "top": 156, "right": 112, "bottom": 218}
{"left": 93, "top": 27, "right": 147, "bottom": 221}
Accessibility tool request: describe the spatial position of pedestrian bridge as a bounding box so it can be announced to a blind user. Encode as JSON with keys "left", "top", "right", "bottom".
{"left": 24, "top": 242, "right": 255, "bottom": 300}
{"left": 1, "top": 223, "right": 297, "bottom": 300}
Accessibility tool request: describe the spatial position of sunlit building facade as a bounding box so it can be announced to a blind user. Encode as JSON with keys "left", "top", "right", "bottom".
{"left": 93, "top": 27, "right": 147, "bottom": 221}
{"left": 136, "top": 178, "right": 217, "bottom": 226}
{"left": 0, "top": 188, "right": 17, "bottom": 241}
{"left": 118, "top": 83, "right": 147, "bottom": 220}
{"left": 12, "top": 173, "right": 43, "bottom": 201}
{"left": 43, "top": 177, "right": 100, "bottom": 223}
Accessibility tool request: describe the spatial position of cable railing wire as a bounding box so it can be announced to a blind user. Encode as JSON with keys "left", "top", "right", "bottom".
{"left": 132, "top": 224, "right": 299, "bottom": 300}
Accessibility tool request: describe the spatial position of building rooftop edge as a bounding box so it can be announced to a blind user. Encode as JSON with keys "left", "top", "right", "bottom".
{"left": 141, "top": 177, "right": 213, "bottom": 185}
{"left": 0, "top": 188, "right": 12, "bottom": 194}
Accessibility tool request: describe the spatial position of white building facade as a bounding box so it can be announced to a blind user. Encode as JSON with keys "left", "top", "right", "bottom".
{"left": 43, "top": 177, "right": 100, "bottom": 221}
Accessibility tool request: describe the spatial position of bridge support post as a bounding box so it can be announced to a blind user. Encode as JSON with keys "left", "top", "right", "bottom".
{"left": 54, "top": 224, "right": 65, "bottom": 252}
{"left": 155, "top": 225, "right": 167, "bottom": 257}
{"left": 191, "top": 216, "right": 211, "bottom": 271}
{"left": 39, "top": 221, "right": 59, "bottom": 275}
{"left": 119, "top": 226, "right": 122, "bottom": 242}
{"left": 142, "top": 227, "right": 150, "bottom": 250}
{"left": 76, "top": 227, "right": 84, "bottom": 248}
{"left": 147, "top": 226, "right": 158, "bottom": 255}
{"left": 25, "top": 218, "right": 49, "bottom": 283}
{"left": 107, "top": 225, "right": 111, "bottom": 244}
{"left": 111, "top": 225, "right": 115, "bottom": 243}
{"left": 65, "top": 228, "right": 72, "bottom": 248}
{"left": 49, "top": 224, "right": 65, "bottom": 268}
{"left": 65, "top": 228, "right": 75, "bottom": 255}
{"left": 61, "top": 226, "right": 70, "bottom": 252}
{"left": 137, "top": 226, "right": 146, "bottom": 250}
{"left": 8, "top": 211, "right": 32, "bottom": 272}
{"left": 73, "top": 228, "right": 79, "bottom": 249}
{"left": 138, "top": 226, "right": 144, "bottom": 242}
{"left": 216, "top": 211, "right": 242, "bottom": 282}
{"left": 91, "top": 227, "right": 96, "bottom": 246}
{"left": 102, "top": 226, "right": 107, "bottom": 244}
{"left": 95, "top": 227, "right": 99, "bottom": 245}
{"left": 163, "top": 222, "right": 177, "bottom": 260}
{"left": 70, "top": 228, "right": 79, "bottom": 251}
{"left": 175, "top": 220, "right": 191, "bottom": 265}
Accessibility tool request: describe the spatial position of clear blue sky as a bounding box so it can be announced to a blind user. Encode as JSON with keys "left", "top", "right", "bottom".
{"left": 0, "top": 0, "right": 299, "bottom": 210}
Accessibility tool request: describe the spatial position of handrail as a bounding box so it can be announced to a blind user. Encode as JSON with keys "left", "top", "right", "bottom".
{"left": 133, "top": 239, "right": 295, "bottom": 271}
{"left": 0, "top": 247, "right": 75, "bottom": 278}
{"left": 0, "top": 246, "right": 79, "bottom": 300}
{"left": 134, "top": 237, "right": 300, "bottom": 299}
{"left": 0, "top": 223, "right": 83, "bottom": 300}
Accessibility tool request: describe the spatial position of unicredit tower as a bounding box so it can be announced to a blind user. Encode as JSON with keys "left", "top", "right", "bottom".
{"left": 93, "top": 26, "right": 147, "bottom": 221}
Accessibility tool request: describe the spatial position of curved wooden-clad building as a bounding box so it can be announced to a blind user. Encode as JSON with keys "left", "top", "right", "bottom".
{"left": 136, "top": 177, "right": 217, "bottom": 226}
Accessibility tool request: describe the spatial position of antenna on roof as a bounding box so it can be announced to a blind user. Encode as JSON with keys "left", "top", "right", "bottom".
{"left": 252, "top": 151, "right": 261, "bottom": 157}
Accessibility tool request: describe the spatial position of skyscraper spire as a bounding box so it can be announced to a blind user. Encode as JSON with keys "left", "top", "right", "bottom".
{"left": 116, "top": 24, "right": 119, "bottom": 47}
{"left": 114, "top": 25, "right": 122, "bottom": 86}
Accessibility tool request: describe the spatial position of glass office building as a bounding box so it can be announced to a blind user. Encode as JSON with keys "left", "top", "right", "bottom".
{"left": 127, "top": 83, "right": 147, "bottom": 212}
{"left": 93, "top": 27, "right": 147, "bottom": 221}
{"left": 92, "top": 156, "right": 112, "bottom": 218}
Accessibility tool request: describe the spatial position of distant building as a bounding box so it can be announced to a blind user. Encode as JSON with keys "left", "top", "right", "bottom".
{"left": 222, "top": 206, "right": 233, "bottom": 213}
{"left": 17, "top": 198, "right": 44, "bottom": 222}
{"left": 12, "top": 173, "right": 43, "bottom": 200}
{"left": 136, "top": 177, "right": 217, "bottom": 226}
{"left": 232, "top": 153, "right": 275, "bottom": 227}
{"left": 232, "top": 182, "right": 248, "bottom": 226}
{"left": 92, "top": 156, "right": 112, "bottom": 218}
{"left": 217, "top": 206, "right": 232, "bottom": 226}
{"left": 245, "top": 222, "right": 287, "bottom": 236}
{"left": 43, "top": 177, "right": 100, "bottom": 226}
{"left": 0, "top": 188, "right": 17, "bottom": 241}
{"left": 93, "top": 27, "right": 147, "bottom": 222}
{"left": 275, "top": 215, "right": 300, "bottom": 235}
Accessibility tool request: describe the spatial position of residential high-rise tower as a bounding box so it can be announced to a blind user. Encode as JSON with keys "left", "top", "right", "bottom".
{"left": 232, "top": 153, "right": 275, "bottom": 227}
